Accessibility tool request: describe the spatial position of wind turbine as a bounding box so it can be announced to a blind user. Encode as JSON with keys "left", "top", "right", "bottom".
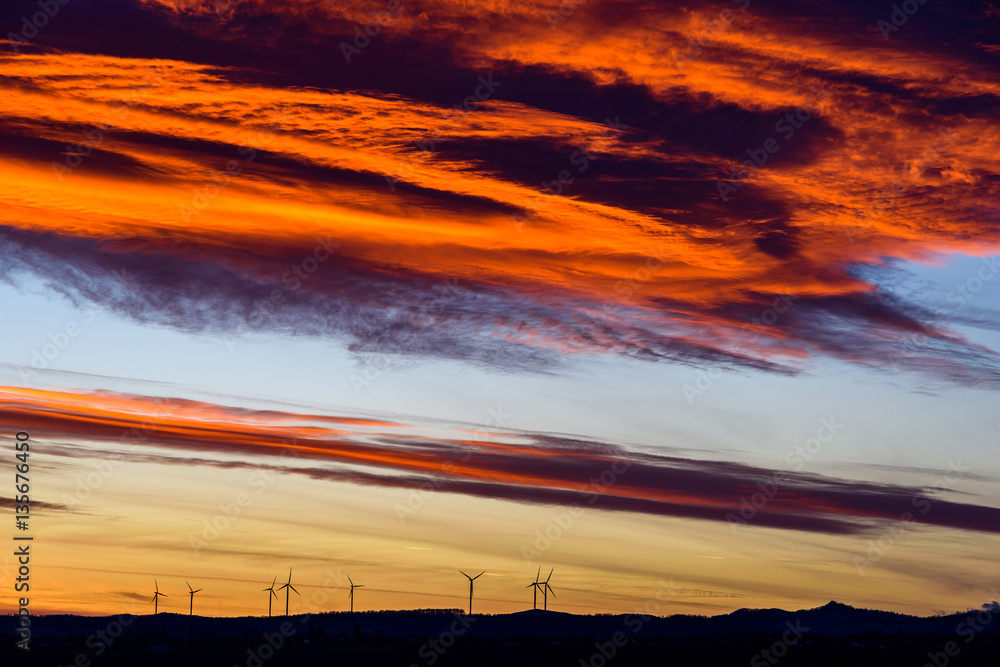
{"left": 542, "top": 567, "right": 556, "bottom": 610}
{"left": 186, "top": 582, "right": 203, "bottom": 616}
{"left": 151, "top": 580, "right": 167, "bottom": 614}
{"left": 277, "top": 568, "right": 300, "bottom": 616}
{"left": 526, "top": 567, "right": 541, "bottom": 610}
{"left": 348, "top": 575, "right": 364, "bottom": 613}
{"left": 460, "top": 571, "right": 484, "bottom": 615}
{"left": 263, "top": 576, "right": 279, "bottom": 617}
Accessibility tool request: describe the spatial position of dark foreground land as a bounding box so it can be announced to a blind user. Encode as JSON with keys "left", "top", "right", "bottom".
{"left": 2, "top": 633, "right": 1000, "bottom": 667}
{"left": 3, "top": 602, "right": 998, "bottom": 666}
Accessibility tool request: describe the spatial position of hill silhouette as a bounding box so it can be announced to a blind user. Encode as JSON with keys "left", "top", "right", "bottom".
{"left": 3, "top": 601, "right": 998, "bottom": 666}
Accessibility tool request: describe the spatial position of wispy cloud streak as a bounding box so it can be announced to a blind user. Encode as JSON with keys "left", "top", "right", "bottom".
{"left": 5, "top": 385, "right": 999, "bottom": 536}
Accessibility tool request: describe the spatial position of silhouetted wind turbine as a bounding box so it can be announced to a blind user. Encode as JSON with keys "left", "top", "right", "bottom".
{"left": 151, "top": 580, "right": 167, "bottom": 614}
{"left": 348, "top": 575, "right": 364, "bottom": 613}
{"left": 277, "top": 568, "right": 299, "bottom": 616}
{"left": 542, "top": 567, "right": 556, "bottom": 610}
{"left": 263, "top": 576, "right": 279, "bottom": 617}
{"left": 186, "top": 582, "right": 203, "bottom": 616}
{"left": 460, "top": 571, "right": 484, "bottom": 615}
{"left": 526, "top": 567, "right": 541, "bottom": 610}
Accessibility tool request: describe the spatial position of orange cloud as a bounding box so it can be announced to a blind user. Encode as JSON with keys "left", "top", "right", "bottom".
{"left": 4, "top": 385, "right": 1000, "bottom": 536}
{"left": 0, "top": 0, "right": 998, "bottom": 382}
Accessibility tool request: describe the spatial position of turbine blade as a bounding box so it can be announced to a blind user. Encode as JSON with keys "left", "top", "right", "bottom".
{"left": 474, "top": 572, "right": 484, "bottom": 579}
{"left": 347, "top": 575, "right": 354, "bottom": 586}
{"left": 546, "top": 567, "right": 554, "bottom": 583}
{"left": 270, "top": 589, "right": 279, "bottom": 599}
{"left": 151, "top": 595, "right": 157, "bottom": 603}
{"left": 287, "top": 567, "right": 293, "bottom": 583}
{"left": 290, "top": 585, "right": 300, "bottom": 595}
{"left": 194, "top": 589, "right": 203, "bottom": 594}
{"left": 271, "top": 576, "right": 277, "bottom": 587}
{"left": 460, "top": 571, "right": 469, "bottom": 579}
{"left": 187, "top": 582, "right": 193, "bottom": 592}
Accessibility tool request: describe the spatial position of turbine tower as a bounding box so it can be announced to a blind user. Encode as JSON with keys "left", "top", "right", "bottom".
{"left": 263, "top": 576, "right": 279, "bottom": 617}
{"left": 348, "top": 575, "right": 364, "bottom": 613}
{"left": 542, "top": 567, "right": 556, "bottom": 610}
{"left": 526, "top": 567, "right": 541, "bottom": 610}
{"left": 460, "top": 571, "right": 484, "bottom": 615}
{"left": 277, "top": 568, "right": 300, "bottom": 616}
{"left": 186, "top": 582, "right": 203, "bottom": 616}
{"left": 151, "top": 580, "right": 167, "bottom": 614}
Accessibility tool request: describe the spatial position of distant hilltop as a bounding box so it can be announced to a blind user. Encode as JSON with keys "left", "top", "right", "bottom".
{"left": 7, "top": 600, "right": 999, "bottom": 641}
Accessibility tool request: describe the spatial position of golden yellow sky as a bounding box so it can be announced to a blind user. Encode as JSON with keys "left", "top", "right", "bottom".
{"left": 1, "top": 0, "right": 999, "bottom": 619}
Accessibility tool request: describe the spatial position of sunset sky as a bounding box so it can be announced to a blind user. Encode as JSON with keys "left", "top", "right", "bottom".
{"left": 1, "top": 0, "right": 998, "bottom": 619}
